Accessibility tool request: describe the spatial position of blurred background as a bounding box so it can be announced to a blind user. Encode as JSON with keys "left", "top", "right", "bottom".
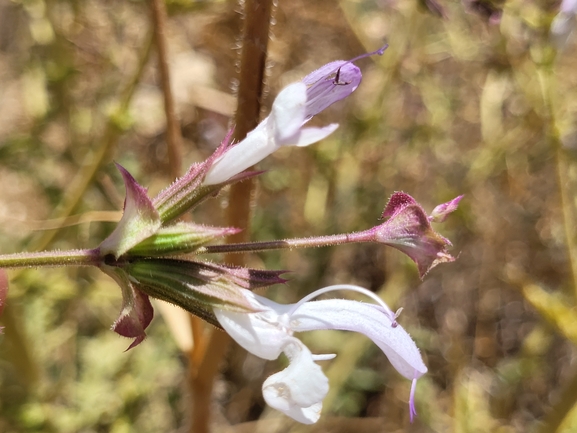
{"left": 1, "top": 0, "right": 577, "bottom": 431}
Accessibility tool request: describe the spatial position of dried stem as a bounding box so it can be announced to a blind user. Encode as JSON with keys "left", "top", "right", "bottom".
{"left": 151, "top": 0, "right": 183, "bottom": 179}
{"left": 149, "top": 0, "right": 211, "bottom": 421}
{"left": 189, "top": 1, "right": 274, "bottom": 432}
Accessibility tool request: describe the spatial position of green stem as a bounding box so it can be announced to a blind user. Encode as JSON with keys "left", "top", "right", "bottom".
{"left": 197, "top": 231, "right": 370, "bottom": 255}
{"left": 0, "top": 249, "right": 101, "bottom": 269}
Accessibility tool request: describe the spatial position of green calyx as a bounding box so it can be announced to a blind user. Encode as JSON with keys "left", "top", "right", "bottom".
{"left": 128, "top": 222, "right": 239, "bottom": 257}
{"left": 125, "top": 259, "right": 260, "bottom": 326}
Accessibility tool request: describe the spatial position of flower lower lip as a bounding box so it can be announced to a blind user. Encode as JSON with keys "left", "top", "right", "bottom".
{"left": 214, "top": 284, "right": 427, "bottom": 423}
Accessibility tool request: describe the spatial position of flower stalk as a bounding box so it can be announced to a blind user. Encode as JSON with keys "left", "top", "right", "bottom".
{"left": 188, "top": 1, "right": 274, "bottom": 432}
{"left": 197, "top": 232, "right": 368, "bottom": 255}
{"left": 199, "top": 192, "right": 461, "bottom": 278}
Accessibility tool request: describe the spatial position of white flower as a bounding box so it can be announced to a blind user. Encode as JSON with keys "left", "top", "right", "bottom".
{"left": 202, "top": 82, "right": 338, "bottom": 186}
{"left": 214, "top": 284, "right": 427, "bottom": 424}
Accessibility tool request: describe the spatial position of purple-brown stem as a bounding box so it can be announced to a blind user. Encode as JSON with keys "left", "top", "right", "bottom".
{"left": 189, "top": 0, "right": 274, "bottom": 432}
{"left": 151, "top": 0, "right": 183, "bottom": 179}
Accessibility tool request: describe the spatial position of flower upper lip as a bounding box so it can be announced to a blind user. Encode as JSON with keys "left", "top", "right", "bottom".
{"left": 202, "top": 47, "right": 388, "bottom": 187}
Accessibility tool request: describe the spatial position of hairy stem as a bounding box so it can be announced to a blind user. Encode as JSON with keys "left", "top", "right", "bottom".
{"left": 149, "top": 0, "right": 210, "bottom": 417}
{"left": 0, "top": 249, "right": 101, "bottom": 269}
{"left": 151, "top": 0, "right": 183, "bottom": 179}
{"left": 189, "top": 1, "right": 274, "bottom": 432}
{"left": 197, "top": 231, "right": 370, "bottom": 255}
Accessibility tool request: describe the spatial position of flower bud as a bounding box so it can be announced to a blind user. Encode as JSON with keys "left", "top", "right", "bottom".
{"left": 429, "top": 195, "right": 464, "bottom": 223}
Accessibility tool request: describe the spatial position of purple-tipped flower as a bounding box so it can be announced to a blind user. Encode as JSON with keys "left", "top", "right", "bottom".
{"left": 214, "top": 284, "right": 426, "bottom": 424}
{"left": 302, "top": 45, "right": 387, "bottom": 119}
{"left": 203, "top": 46, "right": 387, "bottom": 186}
{"left": 301, "top": 63, "right": 360, "bottom": 118}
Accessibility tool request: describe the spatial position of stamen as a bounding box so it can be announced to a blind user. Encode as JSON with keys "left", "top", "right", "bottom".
{"left": 392, "top": 307, "right": 404, "bottom": 328}
{"left": 409, "top": 376, "right": 418, "bottom": 423}
{"left": 327, "top": 44, "right": 389, "bottom": 85}
{"left": 345, "top": 43, "right": 389, "bottom": 65}
{"left": 286, "top": 284, "right": 397, "bottom": 323}
{"left": 311, "top": 353, "right": 337, "bottom": 361}
{"left": 334, "top": 67, "right": 351, "bottom": 85}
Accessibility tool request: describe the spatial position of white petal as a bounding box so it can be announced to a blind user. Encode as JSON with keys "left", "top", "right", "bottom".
{"left": 271, "top": 82, "right": 307, "bottom": 145}
{"left": 262, "top": 339, "right": 329, "bottom": 424}
{"left": 290, "top": 299, "right": 427, "bottom": 380}
{"left": 293, "top": 124, "right": 339, "bottom": 147}
{"left": 214, "top": 289, "right": 289, "bottom": 360}
{"left": 203, "top": 82, "right": 334, "bottom": 185}
{"left": 203, "top": 121, "right": 271, "bottom": 186}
